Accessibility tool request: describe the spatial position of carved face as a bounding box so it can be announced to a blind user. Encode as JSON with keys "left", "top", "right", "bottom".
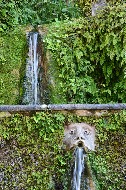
{"left": 63, "top": 123, "right": 95, "bottom": 151}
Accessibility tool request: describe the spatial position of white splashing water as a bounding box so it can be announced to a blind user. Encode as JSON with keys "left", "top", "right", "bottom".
{"left": 23, "top": 32, "right": 40, "bottom": 105}
{"left": 72, "top": 147, "right": 85, "bottom": 190}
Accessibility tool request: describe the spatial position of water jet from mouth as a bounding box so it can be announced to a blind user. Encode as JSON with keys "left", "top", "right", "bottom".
{"left": 72, "top": 147, "right": 85, "bottom": 190}
{"left": 78, "top": 142, "right": 83, "bottom": 148}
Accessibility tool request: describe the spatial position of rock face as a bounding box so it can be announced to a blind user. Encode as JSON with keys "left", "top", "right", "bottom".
{"left": 92, "top": 0, "right": 107, "bottom": 16}
{"left": 63, "top": 123, "right": 95, "bottom": 151}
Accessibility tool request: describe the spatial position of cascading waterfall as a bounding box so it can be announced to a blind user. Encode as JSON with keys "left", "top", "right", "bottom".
{"left": 22, "top": 32, "right": 41, "bottom": 105}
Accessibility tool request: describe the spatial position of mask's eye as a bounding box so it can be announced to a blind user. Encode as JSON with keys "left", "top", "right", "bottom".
{"left": 84, "top": 130, "right": 90, "bottom": 135}
{"left": 70, "top": 130, "right": 74, "bottom": 135}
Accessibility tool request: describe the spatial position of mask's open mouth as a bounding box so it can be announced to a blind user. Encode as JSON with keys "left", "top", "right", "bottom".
{"left": 78, "top": 141, "right": 83, "bottom": 147}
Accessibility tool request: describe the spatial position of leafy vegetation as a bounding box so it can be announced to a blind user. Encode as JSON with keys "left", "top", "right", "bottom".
{"left": 76, "top": 0, "right": 125, "bottom": 16}
{"left": 0, "top": 1, "right": 126, "bottom": 190}
{"left": 0, "top": 1, "right": 126, "bottom": 104}
{"left": 45, "top": 3, "right": 126, "bottom": 103}
{"left": 0, "top": 0, "right": 18, "bottom": 32}
{"left": 0, "top": 111, "right": 126, "bottom": 189}
{"left": 0, "top": 0, "right": 81, "bottom": 32}
{"left": 0, "top": 0, "right": 81, "bottom": 104}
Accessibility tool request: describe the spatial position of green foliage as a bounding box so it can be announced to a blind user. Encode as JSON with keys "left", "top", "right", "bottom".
{"left": 0, "top": 0, "right": 81, "bottom": 32}
{"left": 0, "top": 0, "right": 18, "bottom": 32}
{"left": 0, "top": 27, "right": 27, "bottom": 104}
{"left": 31, "top": 0, "right": 81, "bottom": 24}
{"left": 0, "top": 111, "right": 126, "bottom": 189}
{"left": 75, "top": 0, "right": 126, "bottom": 16}
{"left": 45, "top": 4, "right": 126, "bottom": 103}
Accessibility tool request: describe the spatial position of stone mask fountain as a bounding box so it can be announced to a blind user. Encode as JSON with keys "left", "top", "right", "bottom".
{"left": 63, "top": 123, "right": 95, "bottom": 151}
{"left": 63, "top": 123, "right": 95, "bottom": 190}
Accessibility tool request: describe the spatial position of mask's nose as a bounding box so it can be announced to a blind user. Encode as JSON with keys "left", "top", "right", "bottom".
{"left": 75, "top": 136, "right": 85, "bottom": 141}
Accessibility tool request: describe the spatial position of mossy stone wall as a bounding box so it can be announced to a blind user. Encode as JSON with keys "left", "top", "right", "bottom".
{"left": 0, "top": 111, "right": 125, "bottom": 189}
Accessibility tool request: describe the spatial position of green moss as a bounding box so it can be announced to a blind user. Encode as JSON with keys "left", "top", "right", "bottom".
{"left": 0, "top": 111, "right": 126, "bottom": 189}
{"left": 47, "top": 57, "right": 68, "bottom": 104}
{"left": 0, "top": 27, "right": 27, "bottom": 104}
{"left": 0, "top": 112, "right": 70, "bottom": 189}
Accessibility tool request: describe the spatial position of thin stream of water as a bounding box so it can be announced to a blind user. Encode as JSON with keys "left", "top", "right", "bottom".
{"left": 32, "top": 33, "right": 39, "bottom": 104}
{"left": 23, "top": 32, "right": 40, "bottom": 104}
{"left": 72, "top": 147, "right": 85, "bottom": 190}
